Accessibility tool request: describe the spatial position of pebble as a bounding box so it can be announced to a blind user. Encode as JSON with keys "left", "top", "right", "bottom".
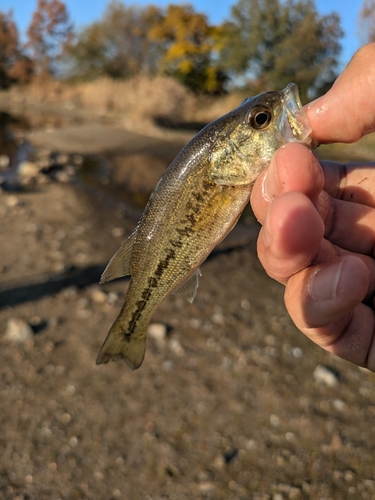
{"left": 5, "top": 195, "right": 19, "bottom": 207}
{"left": 69, "top": 436, "right": 78, "bottom": 447}
{"left": 4, "top": 318, "right": 33, "bottom": 342}
{"left": 54, "top": 170, "right": 72, "bottom": 183}
{"left": 65, "top": 384, "right": 76, "bottom": 396}
{"left": 211, "top": 312, "right": 224, "bottom": 325}
{"left": 90, "top": 286, "right": 107, "bottom": 304}
{"left": 333, "top": 398, "right": 346, "bottom": 411}
{"left": 72, "top": 154, "right": 83, "bottom": 166}
{"left": 17, "top": 161, "right": 40, "bottom": 179}
{"left": 291, "top": 347, "right": 303, "bottom": 358}
{"left": 270, "top": 414, "right": 280, "bottom": 428}
{"left": 111, "top": 227, "right": 125, "bottom": 238}
{"left": 0, "top": 154, "right": 9, "bottom": 170}
{"left": 106, "top": 291, "right": 118, "bottom": 305}
{"left": 241, "top": 299, "right": 251, "bottom": 310}
{"left": 313, "top": 365, "right": 340, "bottom": 387}
{"left": 189, "top": 318, "right": 202, "bottom": 328}
{"left": 148, "top": 323, "right": 167, "bottom": 342}
{"left": 169, "top": 337, "right": 184, "bottom": 356}
{"left": 56, "top": 153, "right": 70, "bottom": 165}
{"left": 198, "top": 482, "right": 215, "bottom": 493}
{"left": 162, "top": 360, "right": 174, "bottom": 371}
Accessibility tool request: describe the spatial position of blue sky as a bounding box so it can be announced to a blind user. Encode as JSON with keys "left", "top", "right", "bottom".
{"left": 1, "top": 0, "right": 364, "bottom": 69}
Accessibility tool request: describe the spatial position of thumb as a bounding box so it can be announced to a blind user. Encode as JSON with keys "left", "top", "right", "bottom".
{"left": 306, "top": 43, "right": 375, "bottom": 144}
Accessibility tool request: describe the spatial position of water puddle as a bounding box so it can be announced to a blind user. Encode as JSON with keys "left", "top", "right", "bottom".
{"left": 0, "top": 108, "right": 173, "bottom": 210}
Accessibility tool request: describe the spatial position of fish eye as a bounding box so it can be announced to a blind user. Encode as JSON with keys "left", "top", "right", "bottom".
{"left": 249, "top": 107, "right": 272, "bottom": 130}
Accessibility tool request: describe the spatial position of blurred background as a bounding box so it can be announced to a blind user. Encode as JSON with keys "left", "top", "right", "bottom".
{"left": 1, "top": 1, "right": 375, "bottom": 499}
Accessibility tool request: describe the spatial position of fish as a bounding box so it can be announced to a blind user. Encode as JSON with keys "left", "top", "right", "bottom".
{"left": 96, "top": 83, "right": 314, "bottom": 369}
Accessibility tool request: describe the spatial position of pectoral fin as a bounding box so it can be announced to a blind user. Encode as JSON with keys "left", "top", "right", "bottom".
{"left": 210, "top": 139, "right": 255, "bottom": 186}
{"left": 173, "top": 268, "right": 202, "bottom": 303}
{"left": 100, "top": 230, "right": 136, "bottom": 284}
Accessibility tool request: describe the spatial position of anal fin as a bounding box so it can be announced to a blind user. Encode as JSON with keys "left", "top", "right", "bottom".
{"left": 100, "top": 230, "right": 136, "bottom": 284}
{"left": 173, "top": 268, "right": 202, "bottom": 303}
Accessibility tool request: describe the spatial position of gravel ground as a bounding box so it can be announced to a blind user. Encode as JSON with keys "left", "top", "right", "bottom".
{"left": 1, "top": 127, "right": 375, "bottom": 500}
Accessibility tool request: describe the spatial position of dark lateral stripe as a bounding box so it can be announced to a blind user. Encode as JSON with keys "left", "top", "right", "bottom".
{"left": 125, "top": 249, "right": 176, "bottom": 340}
{"left": 124, "top": 177, "right": 215, "bottom": 342}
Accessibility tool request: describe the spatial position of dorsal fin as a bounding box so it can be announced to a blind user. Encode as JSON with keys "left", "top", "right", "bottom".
{"left": 173, "top": 268, "right": 202, "bottom": 303}
{"left": 100, "top": 230, "right": 137, "bottom": 284}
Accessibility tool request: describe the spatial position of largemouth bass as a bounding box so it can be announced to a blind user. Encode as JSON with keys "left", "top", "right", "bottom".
{"left": 97, "top": 83, "right": 313, "bottom": 369}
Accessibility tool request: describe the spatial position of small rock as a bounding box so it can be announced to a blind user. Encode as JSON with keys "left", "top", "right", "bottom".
{"left": 17, "top": 161, "right": 40, "bottom": 179}
{"left": 90, "top": 286, "right": 107, "bottom": 304}
{"left": 313, "top": 365, "right": 340, "bottom": 387}
{"left": 4, "top": 318, "right": 33, "bottom": 342}
{"left": 111, "top": 227, "right": 125, "bottom": 238}
{"left": 344, "top": 469, "right": 355, "bottom": 482}
{"left": 56, "top": 153, "right": 69, "bottom": 165}
{"left": 65, "top": 384, "right": 76, "bottom": 396}
{"left": 272, "top": 494, "right": 284, "bottom": 500}
{"left": 148, "top": 323, "right": 167, "bottom": 342}
{"left": 69, "top": 436, "right": 78, "bottom": 448}
{"left": 169, "top": 337, "right": 184, "bottom": 356}
{"left": 189, "top": 318, "right": 202, "bottom": 328}
{"left": 60, "top": 286, "right": 79, "bottom": 299}
{"left": 72, "top": 154, "right": 83, "bottom": 166}
{"left": 240, "top": 299, "right": 251, "bottom": 310}
{"left": 54, "top": 170, "right": 72, "bottom": 183}
{"left": 211, "top": 312, "right": 224, "bottom": 325}
{"left": 333, "top": 398, "right": 346, "bottom": 411}
{"left": 270, "top": 414, "right": 280, "bottom": 428}
{"left": 0, "top": 155, "right": 10, "bottom": 170}
{"left": 291, "top": 347, "right": 303, "bottom": 358}
{"left": 5, "top": 195, "right": 19, "bottom": 207}
{"left": 106, "top": 292, "right": 118, "bottom": 305}
{"left": 162, "top": 360, "right": 174, "bottom": 371}
{"left": 213, "top": 453, "right": 225, "bottom": 470}
{"left": 198, "top": 482, "right": 216, "bottom": 493}
{"left": 75, "top": 252, "right": 88, "bottom": 263}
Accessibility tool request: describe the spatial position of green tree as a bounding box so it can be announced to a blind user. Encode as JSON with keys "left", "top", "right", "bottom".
{"left": 26, "top": 0, "right": 73, "bottom": 76}
{"left": 149, "top": 4, "right": 227, "bottom": 93}
{"left": 220, "top": 0, "right": 342, "bottom": 102}
{"left": 358, "top": 0, "right": 375, "bottom": 43}
{"left": 68, "top": 0, "right": 163, "bottom": 80}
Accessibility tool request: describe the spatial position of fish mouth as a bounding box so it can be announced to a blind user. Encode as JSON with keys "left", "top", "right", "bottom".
{"left": 278, "top": 83, "right": 315, "bottom": 148}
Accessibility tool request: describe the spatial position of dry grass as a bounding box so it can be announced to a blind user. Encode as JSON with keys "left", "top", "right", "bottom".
{"left": 0, "top": 76, "right": 253, "bottom": 132}
{"left": 0, "top": 76, "right": 194, "bottom": 125}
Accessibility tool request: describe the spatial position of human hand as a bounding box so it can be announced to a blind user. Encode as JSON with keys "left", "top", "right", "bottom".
{"left": 251, "top": 43, "right": 375, "bottom": 370}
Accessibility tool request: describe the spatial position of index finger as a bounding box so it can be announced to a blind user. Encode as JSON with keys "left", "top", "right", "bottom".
{"left": 306, "top": 43, "right": 375, "bottom": 144}
{"left": 322, "top": 160, "right": 375, "bottom": 207}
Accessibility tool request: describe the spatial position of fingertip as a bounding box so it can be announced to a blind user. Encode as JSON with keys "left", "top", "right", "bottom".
{"left": 305, "top": 43, "right": 375, "bottom": 144}
{"left": 271, "top": 143, "right": 324, "bottom": 200}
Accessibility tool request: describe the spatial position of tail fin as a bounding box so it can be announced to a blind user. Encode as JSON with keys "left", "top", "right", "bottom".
{"left": 96, "top": 320, "right": 146, "bottom": 370}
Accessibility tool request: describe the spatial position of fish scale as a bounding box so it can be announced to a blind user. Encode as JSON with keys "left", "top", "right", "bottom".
{"left": 96, "top": 83, "right": 314, "bottom": 369}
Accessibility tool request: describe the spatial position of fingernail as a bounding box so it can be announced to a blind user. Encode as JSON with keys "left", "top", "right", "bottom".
{"left": 309, "top": 260, "right": 344, "bottom": 300}
{"left": 263, "top": 155, "right": 281, "bottom": 201}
